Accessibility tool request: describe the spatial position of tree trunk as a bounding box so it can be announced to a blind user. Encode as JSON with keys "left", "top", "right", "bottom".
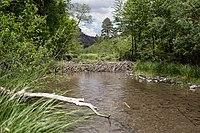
{"left": 131, "top": 31, "right": 134, "bottom": 61}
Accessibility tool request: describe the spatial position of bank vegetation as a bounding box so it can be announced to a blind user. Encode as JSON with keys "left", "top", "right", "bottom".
{"left": 83, "top": 0, "right": 200, "bottom": 85}
{"left": 1, "top": 0, "right": 200, "bottom": 131}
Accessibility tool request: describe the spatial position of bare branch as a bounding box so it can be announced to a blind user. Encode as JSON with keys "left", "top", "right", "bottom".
{"left": 0, "top": 87, "right": 110, "bottom": 118}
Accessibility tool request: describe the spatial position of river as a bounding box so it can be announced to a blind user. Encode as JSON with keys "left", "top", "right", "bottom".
{"left": 55, "top": 72, "right": 200, "bottom": 133}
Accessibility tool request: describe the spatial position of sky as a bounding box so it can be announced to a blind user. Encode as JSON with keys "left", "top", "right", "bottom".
{"left": 72, "top": 0, "right": 115, "bottom": 37}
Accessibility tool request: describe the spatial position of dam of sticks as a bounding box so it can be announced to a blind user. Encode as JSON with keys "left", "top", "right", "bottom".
{"left": 56, "top": 61, "right": 134, "bottom": 73}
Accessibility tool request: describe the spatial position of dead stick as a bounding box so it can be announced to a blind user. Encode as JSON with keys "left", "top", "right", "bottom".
{"left": 1, "top": 87, "right": 110, "bottom": 118}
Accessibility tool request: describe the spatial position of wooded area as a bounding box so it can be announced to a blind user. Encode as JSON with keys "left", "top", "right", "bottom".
{"left": 112, "top": 0, "right": 200, "bottom": 65}
{"left": 0, "top": 0, "right": 200, "bottom": 132}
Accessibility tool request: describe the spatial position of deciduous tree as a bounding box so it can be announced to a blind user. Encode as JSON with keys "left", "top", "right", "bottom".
{"left": 70, "top": 3, "right": 92, "bottom": 26}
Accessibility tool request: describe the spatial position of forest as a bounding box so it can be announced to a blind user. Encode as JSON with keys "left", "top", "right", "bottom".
{"left": 89, "top": 0, "right": 200, "bottom": 65}
{"left": 0, "top": 0, "right": 200, "bottom": 132}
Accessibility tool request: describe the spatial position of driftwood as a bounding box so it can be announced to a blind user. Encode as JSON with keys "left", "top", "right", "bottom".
{"left": 1, "top": 87, "right": 110, "bottom": 118}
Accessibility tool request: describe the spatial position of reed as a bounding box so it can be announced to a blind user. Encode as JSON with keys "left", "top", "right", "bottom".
{"left": 0, "top": 64, "right": 85, "bottom": 133}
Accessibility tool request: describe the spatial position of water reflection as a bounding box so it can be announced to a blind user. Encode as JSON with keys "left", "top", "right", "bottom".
{"left": 65, "top": 72, "right": 200, "bottom": 133}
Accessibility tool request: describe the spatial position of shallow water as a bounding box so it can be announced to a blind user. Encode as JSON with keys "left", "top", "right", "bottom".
{"left": 56, "top": 72, "right": 200, "bottom": 133}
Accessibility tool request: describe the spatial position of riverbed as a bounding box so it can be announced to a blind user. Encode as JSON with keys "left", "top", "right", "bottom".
{"left": 51, "top": 72, "right": 200, "bottom": 133}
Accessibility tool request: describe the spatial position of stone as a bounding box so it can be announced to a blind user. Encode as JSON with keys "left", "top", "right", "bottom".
{"left": 189, "top": 85, "right": 200, "bottom": 90}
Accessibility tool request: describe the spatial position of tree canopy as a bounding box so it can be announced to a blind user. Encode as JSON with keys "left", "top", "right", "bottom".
{"left": 0, "top": 0, "right": 80, "bottom": 76}
{"left": 70, "top": 2, "right": 92, "bottom": 26}
{"left": 113, "top": 0, "right": 200, "bottom": 64}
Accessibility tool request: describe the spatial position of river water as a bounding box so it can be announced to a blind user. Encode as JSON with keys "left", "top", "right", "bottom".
{"left": 57, "top": 72, "right": 200, "bottom": 133}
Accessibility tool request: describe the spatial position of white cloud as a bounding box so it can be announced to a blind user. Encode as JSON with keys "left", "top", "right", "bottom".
{"left": 72, "top": 0, "right": 115, "bottom": 36}
{"left": 81, "top": 26, "right": 97, "bottom": 36}
{"left": 72, "top": 0, "right": 114, "bottom": 8}
{"left": 79, "top": 22, "right": 97, "bottom": 36}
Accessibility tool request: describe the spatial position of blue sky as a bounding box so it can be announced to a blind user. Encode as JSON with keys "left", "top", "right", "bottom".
{"left": 72, "top": 0, "right": 115, "bottom": 36}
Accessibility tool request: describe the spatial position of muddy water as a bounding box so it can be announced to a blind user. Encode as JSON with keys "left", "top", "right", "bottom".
{"left": 62, "top": 72, "right": 200, "bottom": 133}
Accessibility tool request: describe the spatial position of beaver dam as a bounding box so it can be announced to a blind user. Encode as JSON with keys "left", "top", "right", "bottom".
{"left": 57, "top": 61, "right": 134, "bottom": 73}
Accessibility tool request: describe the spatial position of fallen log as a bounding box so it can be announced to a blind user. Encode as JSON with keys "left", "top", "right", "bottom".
{"left": 1, "top": 87, "right": 110, "bottom": 118}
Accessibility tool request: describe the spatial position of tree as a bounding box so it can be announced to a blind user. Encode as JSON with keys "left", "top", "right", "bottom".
{"left": 115, "top": 0, "right": 149, "bottom": 60}
{"left": 70, "top": 3, "right": 92, "bottom": 26}
{"left": 113, "top": 0, "right": 126, "bottom": 34}
{"left": 101, "top": 17, "right": 114, "bottom": 37}
{"left": 113, "top": 0, "right": 200, "bottom": 64}
{"left": 0, "top": 0, "right": 79, "bottom": 75}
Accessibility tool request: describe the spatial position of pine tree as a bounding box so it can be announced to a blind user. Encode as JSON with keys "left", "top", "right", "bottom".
{"left": 101, "top": 17, "right": 114, "bottom": 38}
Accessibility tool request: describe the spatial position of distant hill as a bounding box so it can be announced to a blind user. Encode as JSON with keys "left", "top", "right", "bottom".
{"left": 78, "top": 29, "right": 96, "bottom": 47}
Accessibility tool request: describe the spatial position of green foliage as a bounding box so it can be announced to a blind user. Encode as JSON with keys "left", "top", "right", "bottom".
{"left": 0, "top": 62, "right": 53, "bottom": 90}
{"left": 79, "top": 54, "right": 99, "bottom": 60}
{"left": 113, "top": 0, "right": 200, "bottom": 65}
{"left": 0, "top": 0, "right": 80, "bottom": 76}
{"left": 83, "top": 36, "right": 132, "bottom": 61}
{"left": 69, "top": 53, "right": 119, "bottom": 62}
{"left": 71, "top": 54, "right": 99, "bottom": 62}
{"left": 0, "top": 1, "right": 51, "bottom": 77}
{"left": 84, "top": 36, "right": 130, "bottom": 55}
{"left": 101, "top": 17, "right": 114, "bottom": 37}
{"left": 134, "top": 62, "right": 200, "bottom": 84}
{"left": 70, "top": 3, "right": 92, "bottom": 26}
{"left": 0, "top": 64, "right": 85, "bottom": 132}
{"left": 0, "top": 0, "right": 86, "bottom": 132}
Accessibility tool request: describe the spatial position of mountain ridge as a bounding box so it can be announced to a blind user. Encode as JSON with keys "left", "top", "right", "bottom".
{"left": 78, "top": 29, "right": 96, "bottom": 47}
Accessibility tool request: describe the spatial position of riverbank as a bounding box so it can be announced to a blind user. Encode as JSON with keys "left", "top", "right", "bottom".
{"left": 133, "top": 62, "right": 200, "bottom": 90}
{"left": 54, "top": 61, "right": 200, "bottom": 91}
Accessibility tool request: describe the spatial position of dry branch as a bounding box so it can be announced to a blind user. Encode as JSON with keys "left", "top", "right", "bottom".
{"left": 0, "top": 87, "right": 110, "bottom": 118}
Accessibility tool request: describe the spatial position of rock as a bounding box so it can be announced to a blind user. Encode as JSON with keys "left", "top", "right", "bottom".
{"left": 147, "top": 79, "right": 152, "bottom": 82}
{"left": 159, "top": 77, "right": 168, "bottom": 83}
{"left": 138, "top": 75, "right": 146, "bottom": 80}
{"left": 153, "top": 79, "right": 158, "bottom": 83}
{"left": 138, "top": 79, "right": 143, "bottom": 83}
{"left": 135, "top": 74, "right": 171, "bottom": 84}
{"left": 189, "top": 85, "right": 200, "bottom": 90}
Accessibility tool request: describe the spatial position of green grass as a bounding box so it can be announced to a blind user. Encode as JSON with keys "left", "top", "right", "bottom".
{"left": 0, "top": 63, "right": 86, "bottom": 133}
{"left": 70, "top": 53, "right": 119, "bottom": 62}
{"left": 134, "top": 62, "right": 200, "bottom": 84}
{"left": 0, "top": 94, "right": 85, "bottom": 133}
{"left": 81, "top": 36, "right": 132, "bottom": 61}
{"left": 77, "top": 53, "right": 99, "bottom": 62}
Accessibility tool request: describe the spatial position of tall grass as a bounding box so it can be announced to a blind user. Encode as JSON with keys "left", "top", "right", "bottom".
{"left": 0, "top": 62, "right": 85, "bottom": 132}
{"left": 0, "top": 94, "right": 84, "bottom": 133}
{"left": 134, "top": 62, "right": 200, "bottom": 84}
